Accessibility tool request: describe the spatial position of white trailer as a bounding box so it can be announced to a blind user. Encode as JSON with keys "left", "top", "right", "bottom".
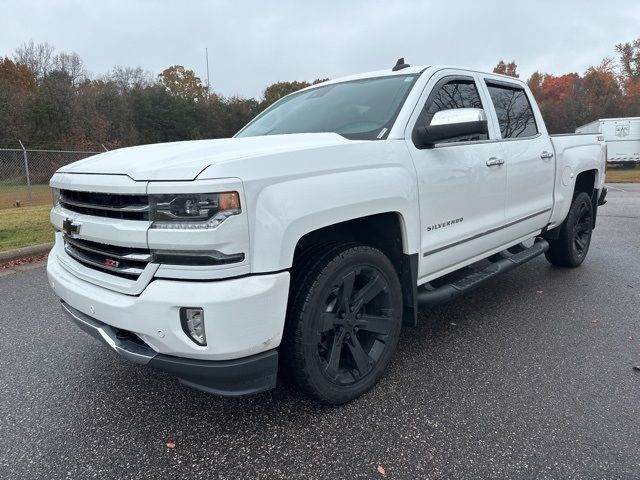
{"left": 576, "top": 117, "right": 640, "bottom": 166}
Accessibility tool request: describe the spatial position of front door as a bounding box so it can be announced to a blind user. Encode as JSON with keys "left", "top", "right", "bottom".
{"left": 405, "top": 72, "right": 507, "bottom": 281}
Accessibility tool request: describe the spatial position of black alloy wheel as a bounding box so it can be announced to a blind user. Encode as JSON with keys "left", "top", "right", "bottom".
{"left": 545, "top": 191, "right": 594, "bottom": 267}
{"left": 284, "top": 244, "right": 403, "bottom": 404}
{"left": 573, "top": 200, "right": 592, "bottom": 258}
{"left": 317, "top": 265, "right": 395, "bottom": 385}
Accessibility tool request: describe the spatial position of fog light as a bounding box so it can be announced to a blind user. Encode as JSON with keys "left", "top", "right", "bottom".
{"left": 180, "top": 307, "right": 206, "bottom": 346}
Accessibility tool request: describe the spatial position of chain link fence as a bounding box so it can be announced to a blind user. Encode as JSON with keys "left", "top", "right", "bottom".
{"left": 0, "top": 147, "right": 101, "bottom": 209}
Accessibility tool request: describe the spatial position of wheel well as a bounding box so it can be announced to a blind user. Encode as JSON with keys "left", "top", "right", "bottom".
{"left": 574, "top": 169, "right": 599, "bottom": 228}
{"left": 574, "top": 170, "right": 596, "bottom": 198}
{"left": 292, "top": 213, "right": 417, "bottom": 327}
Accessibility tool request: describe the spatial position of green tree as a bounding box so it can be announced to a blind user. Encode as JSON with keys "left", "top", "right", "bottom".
{"left": 262, "top": 80, "right": 312, "bottom": 107}
{"left": 615, "top": 38, "right": 640, "bottom": 80}
{"left": 0, "top": 58, "right": 37, "bottom": 144}
{"left": 29, "top": 70, "right": 76, "bottom": 147}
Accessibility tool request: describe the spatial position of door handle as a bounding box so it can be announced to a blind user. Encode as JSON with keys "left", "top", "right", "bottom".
{"left": 540, "top": 151, "right": 554, "bottom": 159}
{"left": 486, "top": 157, "right": 504, "bottom": 167}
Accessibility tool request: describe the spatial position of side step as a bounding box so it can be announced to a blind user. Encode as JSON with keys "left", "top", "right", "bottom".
{"left": 417, "top": 239, "right": 549, "bottom": 306}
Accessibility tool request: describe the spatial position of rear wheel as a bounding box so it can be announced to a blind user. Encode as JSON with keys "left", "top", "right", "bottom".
{"left": 545, "top": 191, "right": 593, "bottom": 267}
{"left": 284, "top": 244, "right": 402, "bottom": 404}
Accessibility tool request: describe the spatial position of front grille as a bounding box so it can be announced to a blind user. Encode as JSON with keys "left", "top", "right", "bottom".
{"left": 60, "top": 190, "right": 149, "bottom": 221}
{"left": 63, "top": 236, "right": 153, "bottom": 279}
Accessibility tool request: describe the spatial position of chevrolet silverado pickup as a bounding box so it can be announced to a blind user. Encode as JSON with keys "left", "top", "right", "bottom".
{"left": 47, "top": 60, "right": 607, "bottom": 404}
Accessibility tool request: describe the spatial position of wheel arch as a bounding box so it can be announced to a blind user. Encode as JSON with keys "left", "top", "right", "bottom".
{"left": 545, "top": 168, "right": 600, "bottom": 240}
{"left": 290, "top": 212, "right": 418, "bottom": 327}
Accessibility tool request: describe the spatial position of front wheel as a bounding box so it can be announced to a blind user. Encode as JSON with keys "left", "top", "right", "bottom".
{"left": 283, "top": 244, "right": 403, "bottom": 404}
{"left": 545, "top": 191, "right": 594, "bottom": 267}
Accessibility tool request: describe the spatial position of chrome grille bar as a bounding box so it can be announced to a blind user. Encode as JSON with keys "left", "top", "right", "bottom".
{"left": 63, "top": 236, "right": 152, "bottom": 278}
{"left": 60, "top": 197, "right": 149, "bottom": 213}
{"left": 59, "top": 190, "right": 149, "bottom": 221}
{"left": 64, "top": 236, "right": 153, "bottom": 262}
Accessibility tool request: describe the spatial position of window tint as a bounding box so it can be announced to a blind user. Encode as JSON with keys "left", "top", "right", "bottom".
{"left": 486, "top": 83, "right": 538, "bottom": 138}
{"left": 416, "top": 79, "right": 488, "bottom": 142}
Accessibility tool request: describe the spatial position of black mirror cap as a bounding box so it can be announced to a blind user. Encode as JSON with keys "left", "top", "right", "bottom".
{"left": 414, "top": 120, "right": 488, "bottom": 149}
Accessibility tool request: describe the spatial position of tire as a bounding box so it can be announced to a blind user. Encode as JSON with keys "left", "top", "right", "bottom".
{"left": 545, "top": 191, "right": 593, "bottom": 267}
{"left": 283, "top": 243, "right": 403, "bottom": 404}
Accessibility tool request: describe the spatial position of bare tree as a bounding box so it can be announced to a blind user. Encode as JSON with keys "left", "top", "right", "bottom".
{"left": 54, "top": 52, "right": 86, "bottom": 85}
{"left": 107, "top": 65, "right": 155, "bottom": 91}
{"left": 13, "top": 40, "right": 56, "bottom": 79}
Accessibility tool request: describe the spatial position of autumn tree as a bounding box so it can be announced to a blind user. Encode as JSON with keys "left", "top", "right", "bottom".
{"left": 527, "top": 71, "right": 544, "bottom": 100}
{"left": 528, "top": 73, "right": 583, "bottom": 133}
{"left": 261, "top": 79, "right": 329, "bottom": 108}
{"left": 493, "top": 60, "right": 519, "bottom": 78}
{"left": 582, "top": 58, "right": 621, "bottom": 120}
{"left": 159, "top": 65, "right": 206, "bottom": 101}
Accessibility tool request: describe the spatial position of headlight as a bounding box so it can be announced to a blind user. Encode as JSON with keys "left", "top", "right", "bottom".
{"left": 150, "top": 192, "right": 241, "bottom": 229}
{"left": 52, "top": 187, "right": 61, "bottom": 206}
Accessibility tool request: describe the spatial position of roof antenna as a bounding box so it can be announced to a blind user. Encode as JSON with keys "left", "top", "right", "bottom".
{"left": 392, "top": 57, "right": 410, "bottom": 71}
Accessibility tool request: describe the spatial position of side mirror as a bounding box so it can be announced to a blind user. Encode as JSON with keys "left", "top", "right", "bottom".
{"left": 415, "top": 108, "right": 488, "bottom": 148}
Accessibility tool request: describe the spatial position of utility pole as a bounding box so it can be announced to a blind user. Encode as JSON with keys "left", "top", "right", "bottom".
{"left": 205, "top": 47, "right": 211, "bottom": 102}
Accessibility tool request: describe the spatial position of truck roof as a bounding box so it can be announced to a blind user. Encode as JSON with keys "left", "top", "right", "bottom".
{"left": 311, "top": 64, "right": 527, "bottom": 90}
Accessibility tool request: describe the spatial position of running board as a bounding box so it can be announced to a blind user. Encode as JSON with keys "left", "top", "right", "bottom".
{"left": 417, "top": 239, "right": 549, "bottom": 306}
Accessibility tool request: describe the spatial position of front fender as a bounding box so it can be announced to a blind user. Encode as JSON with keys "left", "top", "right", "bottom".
{"left": 249, "top": 166, "right": 419, "bottom": 273}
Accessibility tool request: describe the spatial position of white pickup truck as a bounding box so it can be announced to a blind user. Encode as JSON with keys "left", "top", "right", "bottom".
{"left": 47, "top": 60, "right": 607, "bottom": 404}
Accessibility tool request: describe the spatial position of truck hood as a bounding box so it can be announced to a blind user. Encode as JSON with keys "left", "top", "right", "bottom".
{"left": 58, "top": 133, "right": 354, "bottom": 181}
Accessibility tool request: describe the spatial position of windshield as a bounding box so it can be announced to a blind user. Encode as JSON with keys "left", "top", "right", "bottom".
{"left": 236, "top": 74, "right": 418, "bottom": 140}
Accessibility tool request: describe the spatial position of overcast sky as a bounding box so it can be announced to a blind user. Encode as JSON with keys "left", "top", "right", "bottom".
{"left": 1, "top": 0, "right": 639, "bottom": 98}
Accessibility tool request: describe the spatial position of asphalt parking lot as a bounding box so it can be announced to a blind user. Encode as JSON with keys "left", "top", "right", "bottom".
{"left": 1, "top": 184, "right": 639, "bottom": 480}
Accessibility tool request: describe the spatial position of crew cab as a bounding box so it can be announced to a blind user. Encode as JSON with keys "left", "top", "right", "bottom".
{"left": 47, "top": 60, "right": 607, "bottom": 404}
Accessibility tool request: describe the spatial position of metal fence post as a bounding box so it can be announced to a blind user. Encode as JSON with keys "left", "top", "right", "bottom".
{"left": 18, "top": 140, "right": 32, "bottom": 203}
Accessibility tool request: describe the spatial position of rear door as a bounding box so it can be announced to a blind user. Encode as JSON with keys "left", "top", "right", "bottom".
{"left": 405, "top": 70, "right": 506, "bottom": 281}
{"left": 480, "top": 78, "right": 554, "bottom": 239}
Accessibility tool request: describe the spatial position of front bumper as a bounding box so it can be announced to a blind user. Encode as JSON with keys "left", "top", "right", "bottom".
{"left": 61, "top": 302, "right": 278, "bottom": 395}
{"left": 48, "top": 247, "right": 290, "bottom": 396}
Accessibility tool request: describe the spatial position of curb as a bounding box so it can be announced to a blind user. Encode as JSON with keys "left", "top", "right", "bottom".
{"left": 0, "top": 242, "right": 54, "bottom": 264}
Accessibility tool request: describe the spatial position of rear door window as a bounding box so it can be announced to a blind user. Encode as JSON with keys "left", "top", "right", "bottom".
{"left": 485, "top": 82, "right": 538, "bottom": 139}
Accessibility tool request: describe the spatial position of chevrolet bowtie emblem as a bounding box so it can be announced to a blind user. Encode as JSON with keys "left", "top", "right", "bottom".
{"left": 62, "top": 218, "right": 81, "bottom": 237}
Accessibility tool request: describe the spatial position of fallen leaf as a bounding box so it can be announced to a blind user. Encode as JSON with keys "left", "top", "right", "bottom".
{"left": 377, "top": 465, "right": 386, "bottom": 476}
{"left": 166, "top": 442, "right": 175, "bottom": 449}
